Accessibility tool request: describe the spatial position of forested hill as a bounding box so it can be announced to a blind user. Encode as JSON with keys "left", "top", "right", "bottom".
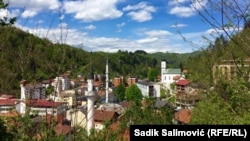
{"left": 0, "top": 26, "right": 197, "bottom": 96}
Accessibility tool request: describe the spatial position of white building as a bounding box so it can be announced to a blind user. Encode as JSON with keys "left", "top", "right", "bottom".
{"left": 27, "top": 99, "right": 67, "bottom": 117}
{"left": 136, "top": 80, "right": 161, "bottom": 98}
{"left": 58, "top": 90, "right": 77, "bottom": 108}
{"left": 161, "top": 60, "right": 184, "bottom": 89}
{"left": 20, "top": 80, "right": 46, "bottom": 100}
{"left": 0, "top": 98, "right": 19, "bottom": 113}
{"left": 52, "top": 76, "right": 71, "bottom": 93}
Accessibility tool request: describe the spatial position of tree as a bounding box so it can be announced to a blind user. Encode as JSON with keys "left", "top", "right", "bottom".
{"left": 114, "top": 83, "right": 126, "bottom": 102}
{"left": 125, "top": 84, "right": 143, "bottom": 104}
{"left": 0, "top": 0, "right": 16, "bottom": 26}
{"left": 181, "top": 0, "right": 250, "bottom": 125}
{"left": 148, "top": 68, "right": 158, "bottom": 82}
{"left": 0, "top": 117, "right": 13, "bottom": 141}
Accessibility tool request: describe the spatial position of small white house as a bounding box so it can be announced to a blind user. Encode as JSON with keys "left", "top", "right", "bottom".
{"left": 136, "top": 80, "right": 161, "bottom": 98}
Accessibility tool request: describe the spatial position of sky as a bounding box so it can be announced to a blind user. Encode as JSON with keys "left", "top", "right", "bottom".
{"left": 1, "top": 0, "right": 217, "bottom": 53}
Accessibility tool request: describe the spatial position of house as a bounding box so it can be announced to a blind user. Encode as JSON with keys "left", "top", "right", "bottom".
{"left": 94, "top": 109, "right": 119, "bottom": 131}
{"left": 57, "top": 89, "right": 77, "bottom": 108}
{"left": 68, "top": 107, "right": 87, "bottom": 128}
{"left": 136, "top": 80, "right": 161, "bottom": 99}
{"left": 175, "top": 79, "right": 190, "bottom": 93}
{"left": 20, "top": 99, "right": 68, "bottom": 123}
{"left": 0, "top": 95, "right": 20, "bottom": 113}
{"left": 0, "top": 99, "right": 19, "bottom": 113}
{"left": 175, "top": 91, "right": 200, "bottom": 109}
{"left": 98, "top": 103, "right": 125, "bottom": 116}
{"left": 174, "top": 108, "right": 191, "bottom": 125}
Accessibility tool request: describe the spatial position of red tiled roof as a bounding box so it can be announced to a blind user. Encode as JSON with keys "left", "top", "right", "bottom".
{"left": 0, "top": 99, "right": 19, "bottom": 106}
{"left": 175, "top": 109, "right": 191, "bottom": 124}
{"left": 176, "top": 79, "right": 189, "bottom": 86}
{"left": 27, "top": 99, "right": 64, "bottom": 107}
{"left": 94, "top": 110, "right": 117, "bottom": 122}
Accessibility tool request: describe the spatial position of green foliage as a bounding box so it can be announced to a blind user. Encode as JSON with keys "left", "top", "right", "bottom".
{"left": 147, "top": 68, "right": 158, "bottom": 82}
{"left": 125, "top": 84, "right": 143, "bottom": 104}
{"left": 187, "top": 27, "right": 250, "bottom": 125}
{"left": 170, "top": 83, "right": 175, "bottom": 91}
{"left": 0, "top": 25, "right": 190, "bottom": 95}
{"left": 122, "top": 99, "right": 173, "bottom": 125}
{"left": 0, "top": 0, "right": 16, "bottom": 26}
{"left": 0, "top": 117, "right": 13, "bottom": 141}
{"left": 114, "top": 83, "right": 126, "bottom": 102}
{"left": 46, "top": 85, "right": 54, "bottom": 96}
{"left": 160, "top": 88, "right": 167, "bottom": 99}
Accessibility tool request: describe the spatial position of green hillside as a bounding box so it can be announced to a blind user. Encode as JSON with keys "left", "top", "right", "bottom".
{"left": 0, "top": 26, "right": 195, "bottom": 96}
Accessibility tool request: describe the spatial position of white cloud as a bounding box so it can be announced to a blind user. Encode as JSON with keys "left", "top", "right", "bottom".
{"left": 85, "top": 25, "right": 96, "bottom": 30}
{"left": 137, "top": 37, "right": 158, "bottom": 44}
{"left": 127, "top": 10, "right": 152, "bottom": 22}
{"left": 0, "top": 9, "right": 8, "bottom": 18}
{"left": 169, "top": 6, "right": 195, "bottom": 17}
{"left": 145, "top": 30, "right": 172, "bottom": 37}
{"left": 63, "top": 0, "right": 123, "bottom": 22}
{"left": 18, "top": 23, "right": 204, "bottom": 53}
{"left": 123, "top": 2, "right": 156, "bottom": 22}
{"left": 0, "top": 8, "right": 19, "bottom": 20}
{"left": 168, "top": 0, "right": 207, "bottom": 17}
{"left": 6, "top": 0, "right": 61, "bottom": 18}
{"left": 168, "top": 0, "right": 189, "bottom": 6}
{"left": 171, "top": 23, "right": 188, "bottom": 28}
{"left": 116, "top": 22, "right": 125, "bottom": 28}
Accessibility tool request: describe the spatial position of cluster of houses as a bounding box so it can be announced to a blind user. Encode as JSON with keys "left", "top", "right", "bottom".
{"left": 0, "top": 59, "right": 202, "bottom": 139}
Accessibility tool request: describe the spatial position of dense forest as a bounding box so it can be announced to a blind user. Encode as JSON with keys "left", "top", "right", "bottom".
{"left": 0, "top": 25, "right": 195, "bottom": 97}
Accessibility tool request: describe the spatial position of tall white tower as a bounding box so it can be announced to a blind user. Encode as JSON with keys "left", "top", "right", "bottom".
{"left": 105, "top": 58, "right": 109, "bottom": 103}
{"left": 20, "top": 80, "right": 27, "bottom": 100}
{"left": 161, "top": 60, "right": 167, "bottom": 83}
{"left": 85, "top": 65, "right": 96, "bottom": 135}
{"left": 20, "top": 80, "right": 27, "bottom": 114}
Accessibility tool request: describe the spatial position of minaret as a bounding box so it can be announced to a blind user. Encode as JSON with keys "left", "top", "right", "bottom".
{"left": 20, "top": 80, "right": 27, "bottom": 114}
{"left": 85, "top": 64, "right": 96, "bottom": 136}
{"left": 20, "top": 80, "right": 27, "bottom": 100}
{"left": 105, "top": 58, "right": 109, "bottom": 103}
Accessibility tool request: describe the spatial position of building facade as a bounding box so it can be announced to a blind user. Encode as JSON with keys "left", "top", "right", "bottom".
{"left": 136, "top": 80, "right": 161, "bottom": 98}
{"left": 20, "top": 80, "right": 46, "bottom": 100}
{"left": 161, "top": 60, "right": 184, "bottom": 89}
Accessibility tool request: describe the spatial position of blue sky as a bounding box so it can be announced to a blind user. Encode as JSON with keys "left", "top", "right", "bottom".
{"left": 1, "top": 0, "right": 219, "bottom": 53}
